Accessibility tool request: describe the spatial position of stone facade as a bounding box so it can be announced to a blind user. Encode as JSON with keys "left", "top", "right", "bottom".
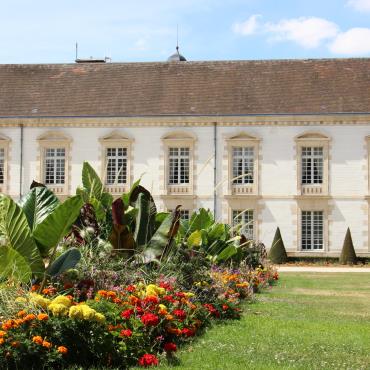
{"left": 0, "top": 114, "right": 370, "bottom": 257}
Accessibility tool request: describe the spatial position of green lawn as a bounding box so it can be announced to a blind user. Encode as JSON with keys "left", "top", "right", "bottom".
{"left": 156, "top": 273, "right": 370, "bottom": 370}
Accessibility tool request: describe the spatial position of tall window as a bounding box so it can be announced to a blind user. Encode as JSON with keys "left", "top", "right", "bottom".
{"left": 44, "top": 148, "right": 65, "bottom": 185}
{"left": 232, "top": 209, "right": 254, "bottom": 239}
{"left": 169, "top": 147, "right": 190, "bottom": 185}
{"left": 168, "top": 209, "right": 190, "bottom": 221}
{"left": 0, "top": 148, "right": 5, "bottom": 184}
{"left": 106, "top": 147, "right": 127, "bottom": 185}
{"left": 301, "top": 147, "right": 323, "bottom": 184}
{"left": 301, "top": 211, "right": 323, "bottom": 250}
{"left": 232, "top": 147, "right": 254, "bottom": 184}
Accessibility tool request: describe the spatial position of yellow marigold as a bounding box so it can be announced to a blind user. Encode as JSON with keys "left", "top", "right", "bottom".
{"left": 30, "top": 293, "right": 51, "bottom": 309}
{"left": 158, "top": 304, "right": 167, "bottom": 311}
{"left": 184, "top": 292, "right": 195, "bottom": 298}
{"left": 236, "top": 282, "right": 249, "bottom": 288}
{"left": 48, "top": 303, "right": 69, "bottom": 317}
{"left": 32, "top": 336, "right": 43, "bottom": 345}
{"left": 57, "top": 346, "right": 68, "bottom": 355}
{"left": 51, "top": 296, "right": 72, "bottom": 307}
{"left": 37, "top": 313, "right": 49, "bottom": 321}
{"left": 145, "top": 284, "right": 165, "bottom": 297}
{"left": 15, "top": 297, "right": 27, "bottom": 304}
{"left": 80, "top": 305, "right": 96, "bottom": 320}
{"left": 42, "top": 340, "right": 52, "bottom": 349}
{"left": 68, "top": 305, "right": 84, "bottom": 319}
{"left": 94, "top": 313, "right": 106, "bottom": 323}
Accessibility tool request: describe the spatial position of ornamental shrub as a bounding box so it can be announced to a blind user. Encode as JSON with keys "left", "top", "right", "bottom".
{"left": 268, "top": 227, "right": 288, "bottom": 264}
{"left": 339, "top": 228, "right": 357, "bottom": 265}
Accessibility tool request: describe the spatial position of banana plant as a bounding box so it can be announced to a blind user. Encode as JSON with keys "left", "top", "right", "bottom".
{"left": 0, "top": 189, "right": 83, "bottom": 283}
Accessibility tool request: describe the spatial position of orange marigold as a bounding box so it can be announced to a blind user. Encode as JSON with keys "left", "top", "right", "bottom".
{"left": 0, "top": 331, "right": 6, "bottom": 338}
{"left": 17, "top": 310, "right": 27, "bottom": 317}
{"left": 0, "top": 338, "right": 5, "bottom": 345}
{"left": 37, "top": 313, "right": 49, "bottom": 321}
{"left": 31, "top": 284, "right": 40, "bottom": 292}
{"left": 24, "top": 314, "right": 36, "bottom": 322}
{"left": 32, "top": 336, "right": 43, "bottom": 345}
{"left": 165, "top": 314, "right": 174, "bottom": 321}
{"left": 42, "top": 340, "right": 52, "bottom": 349}
{"left": 11, "top": 341, "right": 20, "bottom": 348}
{"left": 57, "top": 346, "right": 68, "bottom": 355}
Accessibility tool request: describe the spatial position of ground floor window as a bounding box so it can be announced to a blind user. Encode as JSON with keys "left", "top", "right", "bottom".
{"left": 301, "top": 210, "right": 323, "bottom": 250}
{"left": 232, "top": 209, "right": 254, "bottom": 239}
{"left": 168, "top": 209, "right": 190, "bottom": 221}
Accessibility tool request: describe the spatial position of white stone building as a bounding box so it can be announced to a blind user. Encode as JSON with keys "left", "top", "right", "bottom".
{"left": 0, "top": 57, "right": 369, "bottom": 256}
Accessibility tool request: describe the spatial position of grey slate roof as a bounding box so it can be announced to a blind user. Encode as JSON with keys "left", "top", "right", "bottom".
{"left": 0, "top": 58, "right": 369, "bottom": 117}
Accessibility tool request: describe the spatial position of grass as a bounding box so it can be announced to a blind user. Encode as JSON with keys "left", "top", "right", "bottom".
{"left": 153, "top": 272, "right": 370, "bottom": 370}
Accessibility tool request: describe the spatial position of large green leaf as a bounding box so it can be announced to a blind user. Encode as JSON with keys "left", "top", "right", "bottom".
{"left": 134, "top": 192, "right": 151, "bottom": 247}
{"left": 33, "top": 196, "right": 84, "bottom": 257}
{"left": 187, "top": 230, "right": 202, "bottom": 247}
{"left": 143, "top": 207, "right": 180, "bottom": 263}
{"left": 82, "top": 162, "right": 103, "bottom": 200}
{"left": 19, "top": 187, "right": 60, "bottom": 231}
{"left": 46, "top": 247, "right": 82, "bottom": 277}
{"left": 0, "top": 195, "right": 44, "bottom": 276}
{"left": 188, "top": 208, "right": 214, "bottom": 233}
{"left": 0, "top": 246, "right": 32, "bottom": 283}
{"left": 215, "top": 244, "right": 238, "bottom": 263}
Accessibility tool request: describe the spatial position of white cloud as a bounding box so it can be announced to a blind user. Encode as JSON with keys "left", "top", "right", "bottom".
{"left": 330, "top": 28, "right": 370, "bottom": 54}
{"left": 347, "top": 0, "right": 370, "bottom": 12}
{"left": 232, "top": 15, "right": 261, "bottom": 36}
{"left": 265, "top": 17, "right": 339, "bottom": 49}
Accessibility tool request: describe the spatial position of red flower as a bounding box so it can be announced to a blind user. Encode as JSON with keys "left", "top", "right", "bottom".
{"left": 175, "top": 292, "right": 186, "bottom": 299}
{"left": 163, "top": 295, "right": 176, "bottom": 303}
{"left": 138, "top": 353, "right": 159, "bottom": 367}
{"left": 126, "top": 285, "right": 136, "bottom": 292}
{"left": 120, "top": 329, "right": 133, "bottom": 337}
{"left": 141, "top": 313, "right": 159, "bottom": 326}
{"left": 173, "top": 309, "right": 186, "bottom": 320}
{"left": 159, "top": 282, "right": 173, "bottom": 291}
{"left": 222, "top": 304, "right": 229, "bottom": 311}
{"left": 144, "top": 295, "right": 159, "bottom": 305}
{"left": 163, "top": 342, "right": 177, "bottom": 352}
{"left": 181, "top": 327, "right": 195, "bottom": 337}
{"left": 121, "top": 309, "right": 134, "bottom": 320}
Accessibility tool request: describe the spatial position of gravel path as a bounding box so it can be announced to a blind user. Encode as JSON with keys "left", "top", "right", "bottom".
{"left": 277, "top": 266, "right": 370, "bottom": 273}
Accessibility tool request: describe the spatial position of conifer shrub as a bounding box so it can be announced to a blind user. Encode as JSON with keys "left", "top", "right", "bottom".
{"left": 268, "top": 227, "right": 288, "bottom": 264}
{"left": 339, "top": 228, "right": 357, "bottom": 265}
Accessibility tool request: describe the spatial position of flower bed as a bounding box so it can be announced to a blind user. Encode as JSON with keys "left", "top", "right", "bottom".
{"left": 0, "top": 266, "right": 278, "bottom": 369}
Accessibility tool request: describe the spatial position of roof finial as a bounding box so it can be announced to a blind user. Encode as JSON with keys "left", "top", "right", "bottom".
{"left": 176, "top": 24, "right": 179, "bottom": 52}
{"left": 167, "top": 24, "right": 187, "bottom": 61}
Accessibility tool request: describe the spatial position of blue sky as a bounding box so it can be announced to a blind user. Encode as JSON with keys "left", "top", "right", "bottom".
{"left": 1, "top": 0, "right": 370, "bottom": 63}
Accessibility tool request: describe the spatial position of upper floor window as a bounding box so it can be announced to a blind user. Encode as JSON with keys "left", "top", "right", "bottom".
{"left": 226, "top": 132, "right": 260, "bottom": 196}
{"left": 301, "top": 210, "right": 323, "bottom": 250}
{"left": 301, "top": 146, "right": 323, "bottom": 185}
{"left": 232, "top": 209, "right": 254, "bottom": 239}
{"left": 168, "top": 147, "right": 190, "bottom": 185}
{"left": 232, "top": 147, "right": 254, "bottom": 184}
{"left": 99, "top": 131, "right": 133, "bottom": 194}
{"left": 162, "top": 131, "right": 196, "bottom": 195}
{"left": 37, "top": 131, "right": 71, "bottom": 196}
{"left": 0, "top": 148, "right": 5, "bottom": 184}
{"left": 295, "top": 132, "right": 330, "bottom": 196}
{"left": 106, "top": 147, "right": 127, "bottom": 185}
{"left": 44, "top": 148, "right": 65, "bottom": 185}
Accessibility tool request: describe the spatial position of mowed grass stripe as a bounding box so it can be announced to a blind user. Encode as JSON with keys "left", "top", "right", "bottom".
{"left": 155, "top": 272, "right": 370, "bottom": 370}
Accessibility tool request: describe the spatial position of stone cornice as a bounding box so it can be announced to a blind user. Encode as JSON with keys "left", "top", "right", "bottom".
{"left": 0, "top": 113, "right": 370, "bottom": 127}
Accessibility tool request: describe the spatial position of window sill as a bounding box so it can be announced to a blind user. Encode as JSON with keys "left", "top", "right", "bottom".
{"left": 104, "top": 185, "right": 127, "bottom": 194}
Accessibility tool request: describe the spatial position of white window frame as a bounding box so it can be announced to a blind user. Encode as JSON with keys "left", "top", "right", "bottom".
{"left": 44, "top": 147, "right": 66, "bottom": 186}
{"left": 99, "top": 131, "right": 133, "bottom": 195}
{"left": 0, "top": 135, "right": 10, "bottom": 194}
{"left": 232, "top": 146, "right": 254, "bottom": 185}
{"left": 226, "top": 132, "right": 260, "bottom": 196}
{"left": 105, "top": 147, "right": 128, "bottom": 186}
{"left": 295, "top": 132, "right": 330, "bottom": 196}
{"left": 301, "top": 210, "right": 324, "bottom": 250}
{"left": 162, "top": 131, "right": 196, "bottom": 195}
{"left": 38, "top": 132, "right": 71, "bottom": 196}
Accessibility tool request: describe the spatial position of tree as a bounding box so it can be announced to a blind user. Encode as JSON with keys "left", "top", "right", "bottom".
{"left": 339, "top": 228, "right": 357, "bottom": 265}
{"left": 268, "top": 227, "right": 288, "bottom": 264}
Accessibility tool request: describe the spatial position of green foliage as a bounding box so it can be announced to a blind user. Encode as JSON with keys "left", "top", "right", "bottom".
{"left": 0, "top": 195, "right": 45, "bottom": 276}
{"left": 0, "top": 246, "right": 32, "bottom": 283}
{"left": 33, "top": 196, "right": 84, "bottom": 257}
{"left": 19, "top": 186, "right": 60, "bottom": 231}
{"left": 47, "top": 248, "right": 82, "bottom": 277}
{"left": 268, "top": 227, "right": 288, "bottom": 264}
{"left": 339, "top": 228, "right": 357, "bottom": 265}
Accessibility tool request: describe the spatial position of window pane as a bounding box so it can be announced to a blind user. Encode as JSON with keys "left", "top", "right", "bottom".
{"left": 301, "top": 210, "right": 323, "bottom": 250}
{"left": 232, "top": 147, "right": 254, "bottom": 184}
{"left": 44, "top": 147, "right": 65, "bottom": 185}
{"left": 301, "top": 146, "right": 323, "bottom": 185}
{"left": 232, "top": 209, "right": 254, "bottom": 239}
{"left": 168, "top": 147, "right": 190, "bottom": 185}
{"left": 106, "top": 147, "right": 127, "bottom": 185}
